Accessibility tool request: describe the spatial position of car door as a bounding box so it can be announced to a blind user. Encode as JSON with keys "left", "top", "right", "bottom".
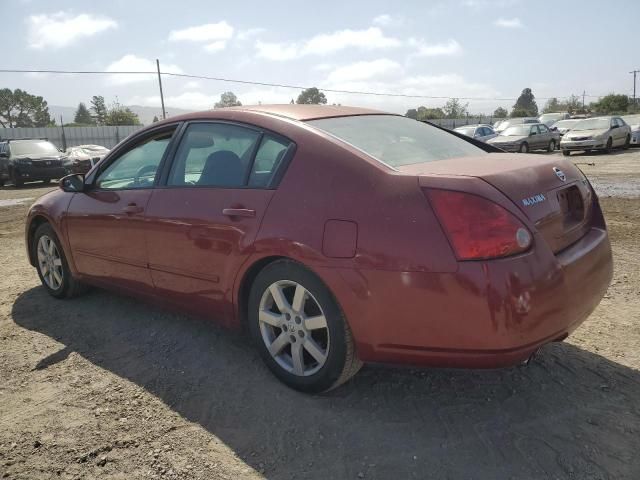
{"left": 537, "top": 124, "right": 552, "bottom": 148}
{"left": 144, "top": 121, "right": 294, "bottom": 323}
{"left": 614, "top": 118, "right": 626, "bottom": 145}
{"left": 528, "top": 125, "right": 541, "bottom": 149}
{"left": 65, "top": 124, "right": 178, "bottom": 293}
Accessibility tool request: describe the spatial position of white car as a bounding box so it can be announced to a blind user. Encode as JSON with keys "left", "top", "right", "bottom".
{"left": 560, "top": 116, "right": 631, "bottom": 155}
{"left": 621, "top": 114, "right": 640, "bottom": 146}
{"left": 453, "top": 124, "right": 497, "bottom": 142}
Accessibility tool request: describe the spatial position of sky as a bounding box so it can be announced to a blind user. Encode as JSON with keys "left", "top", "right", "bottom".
{"left": 1, "top": 0, "right": 639, "bottom": 117}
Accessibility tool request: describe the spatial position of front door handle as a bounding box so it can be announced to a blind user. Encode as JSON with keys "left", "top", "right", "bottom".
{"left": 122, "top": 203, "right": 144, "bottom": 215}
{"left": 222, "top": 208, "right": 256, "bottom": 218}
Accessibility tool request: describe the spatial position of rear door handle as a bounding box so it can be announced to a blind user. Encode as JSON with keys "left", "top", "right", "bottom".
{"left": 122, "top": 203, "right": 144, "bottom": 214}
{"left": 222, "top": 208, "right": 256, "bottom": 218}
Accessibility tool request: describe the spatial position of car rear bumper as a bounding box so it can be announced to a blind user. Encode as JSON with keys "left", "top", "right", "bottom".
{"left": 319, "top": 225, "right": 612, "bottom": 369}
{"left": 631, "top": 132, "right": 640, "bottom": 145}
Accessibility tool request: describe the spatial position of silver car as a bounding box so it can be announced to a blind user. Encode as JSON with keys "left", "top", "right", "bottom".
{"left": 487, "top": 123, "right": 560, "bottom": 153}
{"left": 538, "top": 112, "right": 570, "bottom": 127}
{"left": 621, "top": 114, "right": 640, "bottom": 146}
{"left": 453, "top": 124, "right": 497, "bottom": 142}
{"left": 560, "top": 116, "right": 631, "bottom": 156}
{"left": 494, "top": 117, "right": 539, "bottom": 133}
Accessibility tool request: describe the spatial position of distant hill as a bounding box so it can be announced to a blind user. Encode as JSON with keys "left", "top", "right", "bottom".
{"left": 48, "top": 105, "right": 194, "bottom": 126}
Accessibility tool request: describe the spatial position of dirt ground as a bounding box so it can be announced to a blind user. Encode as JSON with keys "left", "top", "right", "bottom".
{"left": 0, "top": 149, "right": 639, "bottom": 480}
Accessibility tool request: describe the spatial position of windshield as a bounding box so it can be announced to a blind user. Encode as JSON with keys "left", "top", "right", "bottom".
{"left": 10, "top": 140, "right": 59, "bottom": 156}
{"left": 555, "top": 120, "right": 578, "bottom": 129}
{"left": 572, "top": 118, "right": 610, "bottom": 131}
{"left": 501, "top": 125, "right": 530, "bottom": 136}
{"left": 307, "top": 115, "right": 486, "bottom": 167}
{"left": 454, "top": 127, "right": 476, "bottom": 137}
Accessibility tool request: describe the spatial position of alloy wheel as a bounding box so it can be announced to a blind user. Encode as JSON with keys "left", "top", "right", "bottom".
{"left": 258, "top": 280, "right": 330, "bottom": 376}
{"left": 37, "top": 235, "right": 64, "bottom": 290}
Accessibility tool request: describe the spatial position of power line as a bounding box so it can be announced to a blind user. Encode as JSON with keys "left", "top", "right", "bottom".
{"left": 0, "top": 68, "right": 605, "bottom": 102}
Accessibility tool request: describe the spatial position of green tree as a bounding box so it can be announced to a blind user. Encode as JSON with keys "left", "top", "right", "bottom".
{"left": 152, "top": 115, "right": 159, "bottom": 123}
{"left": 90, "top": 95, "right": 108, "bottom": 125}
{"left": 214, "top": 91, "right": 242, "bottom": 109}
{"left": 511, "top": 88, "right": 538, "bottom": 117}
{"left": 589, "top": 94, "right": 629, "bottom": 114}
{"left": 493, "top": 107, "right": 508, "bottom": 118}
{"left": 416, "top": 106, "right": 445, "bottom": 120}
{"left": 0, "top": 88, "right": 53, "bottom": 127}
{"left": 105, "top": 101, "right": 141, "bottom": 126}
{"left": 296, "top": 87, "right": 327, "bottom": 105}
{"left": 543, "top": 97, "right": 561, "bottom": 113}
{"left": 443, "top": 98, "right": 468, "bottom": 118}
{"left": 405, "top": 108, "right": 418, "bottom": 119}
{"left": 74, "top": 102, "right": 95, "bottom": 125}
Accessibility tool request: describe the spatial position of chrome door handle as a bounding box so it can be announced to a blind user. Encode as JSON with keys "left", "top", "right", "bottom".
{"left": 122, "top": 204, "right": 144, "bottom": 214}
{"left": 222, "top": 208, "right": 255, "bottom": 218}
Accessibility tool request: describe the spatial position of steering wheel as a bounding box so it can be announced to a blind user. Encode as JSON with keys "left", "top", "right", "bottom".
{"left": 134, "top": 164, "right": 158, "bottom": 185}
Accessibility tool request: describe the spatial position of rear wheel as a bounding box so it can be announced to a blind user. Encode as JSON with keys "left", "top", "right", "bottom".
{"left": 519, "top": 142, "right": 529, "bottom": 153}
{"left": 248, "top": 259, "right": 361, "bottom": 393}
{"left": 562, "top": 150, "right": 570, "bottom": 156}
{"left": 32, "top": 223, "right": 87, "bottom": 299}
{"left": 623, "top": 135, "right": 631, "bottom": 150}
{"left": 547, "top": 140, "right": 556, "bottom": 152}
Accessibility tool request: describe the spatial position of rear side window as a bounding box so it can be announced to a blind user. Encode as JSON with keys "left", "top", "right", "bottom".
{"left": 168, "top": 123, "right": 260, "bottom": 187}
{"left": 307, "top": 115, "right": 486, "bottom": 168}
{"left": 248, "top": 135, "right": 291, "bottom": 187}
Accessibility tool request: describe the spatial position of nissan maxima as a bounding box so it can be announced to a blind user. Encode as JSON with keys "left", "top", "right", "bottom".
{"left": 25, "top": 105, "right": 613, "bottom": 392}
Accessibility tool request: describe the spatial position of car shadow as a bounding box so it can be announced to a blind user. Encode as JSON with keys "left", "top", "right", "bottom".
{"left": 11, "top": 286, "right": 640, "bottom": 479}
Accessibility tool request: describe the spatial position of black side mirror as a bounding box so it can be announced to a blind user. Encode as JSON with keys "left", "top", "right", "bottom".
{"left": 59, "top": 173, "right": 85, "bottom": 193}
{"left": 0, "top": 152, "right": 7, "bottom": 158}
{"left": 610, "top": 124, "right": 618, "bottom": 129}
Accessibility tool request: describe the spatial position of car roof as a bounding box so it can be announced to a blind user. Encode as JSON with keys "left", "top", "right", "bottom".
{"left": 160, "top": 104, "right": 389, "bottom": 123}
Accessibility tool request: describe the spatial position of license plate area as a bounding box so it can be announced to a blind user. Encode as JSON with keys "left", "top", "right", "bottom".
{"left": 557, "top": 186, "right": 584, "bottom": 230}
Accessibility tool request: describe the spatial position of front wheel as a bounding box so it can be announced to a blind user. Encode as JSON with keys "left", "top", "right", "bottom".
{"left": 10, "top": 169, "right": 23, "bottom": 188}
{"left": 519, "top": 142, "right": 529, "bottom": 153}
{"left": 605, "top": 137, "right": 613, "bottom": 153}
{"left": 623, "top": 135, "right": 631, "bottom": 150}
{"left": 547, "top": 140, "right": 556, "bottom": 152}
{"left": 32, "top": 223, "right": 87, "bottom": 299}
{"left": 248, "top": 260, "right": 362, "bottom": 393}
{"left": 562, "top": 150, "right": 570, "bottom": 156}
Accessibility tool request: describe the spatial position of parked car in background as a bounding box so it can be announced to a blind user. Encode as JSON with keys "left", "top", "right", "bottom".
{"left": 494, "top": 117, "right": 539, "bottom": 133}
{"left": 65, "top": 145, "right": 110, "bottom": 174}
{"left": 453, "top": 124, "right": 497, "bottom": 142}
{"left": 553, "top": 119, "right": 580, "bottom": 143}
{"left": 621, "top": 114, "right": 640, "bottom": 146}
{"left": 0, "top": 139, "right": 68, "bottom": 187}
{"left": 560, "top": 116, "right": 631, "bottom": 156}
{"left": 487, "top": 123, "right": 560, "bottom": 153}
{"left": 25, "top": 104, "right": 612, "bottom": 392}
{"left": 538, "top": 112, "right": 570, "bottom": 127}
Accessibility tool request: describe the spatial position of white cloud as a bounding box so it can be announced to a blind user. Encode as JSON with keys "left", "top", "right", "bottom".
{"left": 410, "top": 38, "right": 462, "bottom": 56}
{"left": 494, "top": 17, "right": 523, "bottom": 28}
{"left": 372, "top": 14, "right": 404, "bottom": 27}
{"left": 237, "top": 28, "right": 265, "bottom": 41}
{"left": 105, "top": 55, "right": 183, "bottom": 85}
{"left": 256, "top": 27, "right": 401, "bottom": 61}
{"left": 127, "top": 91, "right": 216, "bottom": 110}
{"left": 168, "top": 21, "right": 234, "bottom": 52}
{"left": 183, "top": 80, "right": 202, "bottom": 90}
{"left": 327, "top": 59, "right": 403, "bottom": 83}
{"left": 27, "top": 11, "right": 117, "bottom": 49}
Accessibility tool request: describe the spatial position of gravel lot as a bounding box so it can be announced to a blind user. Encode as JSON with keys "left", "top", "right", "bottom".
{"left": 1, "top": 149, "right": 639, "bottom": 479}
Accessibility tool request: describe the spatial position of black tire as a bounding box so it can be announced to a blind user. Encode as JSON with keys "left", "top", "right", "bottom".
{"left": 547, "top": 140, "right": 555, "bottom": 152}
{"left": 519, "top": 142, "right": 529, "bottom": 153}
{"left": 562, "top": 150, "right": 570, "bottom": 156}
{"left": 32, "top": 223, "right": 88, "bottom": 299}
{"left": 623, "top": 135, "right": 631, "bottom": 150}
{"left": 605, "top": 137, "right": 613, "bottom": 153}
{"left": 248, "top": 259, "right": 362, "bottom": 393}
{"left": 0, "top": 179, "right": 5, "bottom": 187}
{"left": 10, "top": 169, "right": 23, "bottom": 188}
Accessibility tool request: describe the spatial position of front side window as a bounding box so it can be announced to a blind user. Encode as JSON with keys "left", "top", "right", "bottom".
{"left": 538, "top": 124, "right": 549, "bottom": 133}
{"left": 168, "top": 123, "right": 260, "bottom": 187}
{"left": 307, "top": 115, "right": 486, "bottom": 168}
{"left": 96, "top": 129, "right": 175, "bottom": 190}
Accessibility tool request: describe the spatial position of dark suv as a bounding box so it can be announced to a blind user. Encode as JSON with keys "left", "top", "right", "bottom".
{"left": 0, "top": 139, "right": 68, "bottom": 187}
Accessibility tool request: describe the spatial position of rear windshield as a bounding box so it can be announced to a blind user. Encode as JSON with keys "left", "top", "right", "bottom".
{"left": 10, "top": 140, "right": 59, "bottom": 156}
{"left": 307, "top": 115, "right": 486, "bottom": 167}
{"left": 502, "top": 125, "right": 530, "bottom": 136}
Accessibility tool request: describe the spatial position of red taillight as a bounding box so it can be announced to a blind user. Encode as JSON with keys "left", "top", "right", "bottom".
{"left": 426, "top": 189, "right": 532, "bottom": 260}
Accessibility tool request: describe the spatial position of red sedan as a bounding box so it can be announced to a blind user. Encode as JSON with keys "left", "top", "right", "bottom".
{"left": 25, "top": 105, "right": 613, "bottom": 392}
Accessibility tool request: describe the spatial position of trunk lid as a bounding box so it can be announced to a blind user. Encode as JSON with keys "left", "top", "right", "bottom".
{"left": 399, "top": 153, "right": 593, "bottom": 253}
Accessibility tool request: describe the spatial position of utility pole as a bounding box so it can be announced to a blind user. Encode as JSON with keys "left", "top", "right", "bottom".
{"left": 60, "top": 115, "right": 67, "bottom": 150}
{"left": 156, "top": 59, "right": 167, "bottom": 120}
{"left": 630, "top": 69, "right": 639, "bottom": 105}
{"left": 582, "top": 90, "right": 586, "bottom": 110}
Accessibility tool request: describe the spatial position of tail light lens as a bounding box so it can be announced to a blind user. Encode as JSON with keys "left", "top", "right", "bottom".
{"left": 426, "top": 189, "right": 532, "bottom": 260}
